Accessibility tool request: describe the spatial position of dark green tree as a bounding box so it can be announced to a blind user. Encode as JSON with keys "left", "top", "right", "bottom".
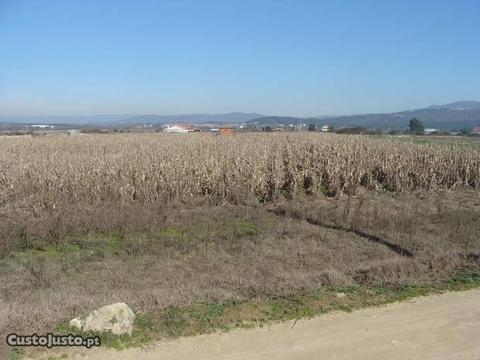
{"left": 409, "top": 117, "right": 424, "bottom": 134}
{"left": 308, "top": 123, "right": 316, "bottom": 132}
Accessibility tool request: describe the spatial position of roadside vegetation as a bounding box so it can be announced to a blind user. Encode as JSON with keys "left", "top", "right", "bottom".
{"left": 52, "top": 271, "right": 480, "bottom": 351}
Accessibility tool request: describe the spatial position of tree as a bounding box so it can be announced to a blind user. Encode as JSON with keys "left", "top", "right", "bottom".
{"left": 308, "top": 123, "right": 316, "bottom": 132}
{"left": 409, "top": 118, "right": 424, "bottom": 134}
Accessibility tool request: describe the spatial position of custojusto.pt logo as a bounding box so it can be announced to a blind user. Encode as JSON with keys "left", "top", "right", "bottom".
{"left": 6, "top": 333, "right": 101, "bottom": 348}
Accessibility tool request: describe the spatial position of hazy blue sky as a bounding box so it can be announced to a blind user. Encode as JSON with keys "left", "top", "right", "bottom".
{"left": 1, "top": 0, "right": 479, "bottom": 116}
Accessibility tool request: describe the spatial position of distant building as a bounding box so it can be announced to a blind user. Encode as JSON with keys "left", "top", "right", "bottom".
{"left": 211, "top": 127, "right": 235, "bottom": 135}
{"left": 30, "top": 124, "right": 54, "bottom": 129}
{"left": 321, "top": 125, "right": 333, "bottom": 132}
{"left": 424, "top": 128, "right": 439, "bottom": 135}
{"left": 163, "top": 125, "right": 196, "bottom": 133}
{"left": 472, "top": 126, "right": 480, "bottom": 135}
{"left": 219, "top": 127, "right": 234, "bottom": 136}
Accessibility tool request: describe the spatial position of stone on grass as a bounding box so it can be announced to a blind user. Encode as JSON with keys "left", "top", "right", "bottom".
{"left": 69, "top": 318, "right": 83, "bottom": 330}
{"left": 70, "top": 302, "right": 135, "bottom": 336}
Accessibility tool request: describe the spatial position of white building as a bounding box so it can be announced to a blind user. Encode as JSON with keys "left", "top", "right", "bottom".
{"left": 321, "top": 125, "right": 333, "bottom": 132}
{"left": 30, "top": 124, "right": 54, "bottom": 129}
{"left": 163, "top": 125, "right": 193, "bottom": 133}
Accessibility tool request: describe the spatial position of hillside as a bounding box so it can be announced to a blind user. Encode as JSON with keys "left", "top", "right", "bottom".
{"left": 426, "top": 101, "right": 480, "bottom": 110}
{"left": 0, "top": 114, "right": 134, "bottom": 125}
{"left": 246, "top": 116, "right": 310, "bottom": 126}
{"left": 249, "top": 101, "right": 480, "bottom": 130}
{"left": 116, "top": 112, "right": 264, "bottom": 125}
{"left": 0, "top": 113, "right": 264, "bottom": 126}
{"left": 2, "top": 102, "right": 480, "bottom": 130}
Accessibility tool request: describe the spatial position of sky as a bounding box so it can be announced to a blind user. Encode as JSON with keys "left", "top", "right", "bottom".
{"left": 0, "top": 0, "right": 479, "bottom": 117}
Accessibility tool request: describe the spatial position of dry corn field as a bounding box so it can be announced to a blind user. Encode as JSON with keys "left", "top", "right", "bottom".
{"left": 1, "top": 133, "right": 479, "bottom": 209}
{"left": 1, "top": 132, "right": 479, "bottom": 350}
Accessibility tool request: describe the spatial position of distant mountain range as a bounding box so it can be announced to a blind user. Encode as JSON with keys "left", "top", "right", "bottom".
{"left": 1, "top": 101, "right": 479, "bottom": 130}
{"left": 426, "top": 101, "right": 480, "bottom": 111}
{"left": 248, "top": 101, "right": 480, "bottom": 130}
{"left": 0, "top": 112, "right": 263, "bottom": 126}
{"left": 0, "top": 114, "right": 133, "bottom": 125}
{"left": 117, "top": 112, "right": 263, "bottom": 125}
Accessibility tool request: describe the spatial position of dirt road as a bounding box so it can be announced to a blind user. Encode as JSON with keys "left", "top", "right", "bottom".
{"left": 30, "top": 289, "right": 480, "bottom": 360}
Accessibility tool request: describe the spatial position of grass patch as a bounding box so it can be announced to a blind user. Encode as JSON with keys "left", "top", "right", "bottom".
{"left": 5, "top": 347, "right": 24, "bottom": 360}
{"left": 57, "top": 271, "right": 480, "bottom": 350}
{"left": 5, "top": 218, "right": 272, "bottom": 263}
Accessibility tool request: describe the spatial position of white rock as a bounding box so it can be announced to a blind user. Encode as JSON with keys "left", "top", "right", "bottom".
{"left": 336, "top": 292, "right": 347, "bottom": 298}
{"left": 69, "top": 318, "right": 83, "bottom": 330}
{"left": 71, "top": 302, "right": 135, "bottom": 336}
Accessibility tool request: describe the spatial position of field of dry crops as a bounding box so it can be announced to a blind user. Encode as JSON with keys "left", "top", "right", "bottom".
{"left": 1, "top": 132, "right": 479, "bottom": 209}
{"left": 0, "top": 133, "right": 479, "bottom": 348}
